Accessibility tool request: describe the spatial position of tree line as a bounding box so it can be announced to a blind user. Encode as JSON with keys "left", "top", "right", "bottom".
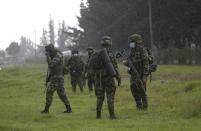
{"left": 1, "top": 0, "right": 201, "bottom": 64}
{"left": 74, "top": 0, "right": 201, "bottom": 50}
{"left": 1, "top": 17, "right": 75, "bottom": 58}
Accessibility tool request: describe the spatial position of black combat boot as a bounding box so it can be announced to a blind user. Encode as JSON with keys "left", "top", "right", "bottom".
{"left": 109, "top": 108, "right": 117, "bottom": 120}
{"left": 40, "top": 105, "right": 49, "bottom": 114}
{"left": 136, "top": 103, "right": 143, "bottom": 110}
{"left": 96, "top": 110, "right": 101, "bottom": 119}
{"left": 64, "top": 105, "right": 72, "bottom": 113}
{"left": 142, "top": 96, "right": 148, "bottom": 110}
{"left": 135, "top": 99, "right": 143, "bottom": 110}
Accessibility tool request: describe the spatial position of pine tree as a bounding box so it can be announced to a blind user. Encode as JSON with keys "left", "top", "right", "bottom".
{"left": 48, "top": 17, "right": 55, "bottom": 45}
{"left": 40, "top": 29, "right": 48, "bottom": 46}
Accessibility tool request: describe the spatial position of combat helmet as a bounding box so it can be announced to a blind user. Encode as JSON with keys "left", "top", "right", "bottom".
{"left": 100, "top": 36, "right": 112, "bottom": 46}
{"left": 86, "top": 47, "right": 94, "bottom": 53}
{"left": 86, "top": 47, "right": 94, "bottom": 51}
{"left": 129, "top": 34, "right": 143, "bottom": 44}
{"left": 45, "top": 44, "right": 55, "bottom": 52}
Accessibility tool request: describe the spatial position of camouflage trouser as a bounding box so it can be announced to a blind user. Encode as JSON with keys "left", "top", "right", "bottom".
{"left": 70, "top": 74, "right": 83, "bottom": 92}
{"left": 87, "top": 73, "right": 95, "bottom": 92}
{"left": 130, "top": 77, "right": 148, "bottom": 109}
{"left": 95, "top": 74, "right": 116, "bottom": 113}
{"left": 45, "top": 76, "right": 70, "bottom": 108}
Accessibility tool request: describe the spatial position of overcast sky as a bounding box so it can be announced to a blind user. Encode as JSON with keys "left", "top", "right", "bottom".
{"left": 0, "top": 0, "right": 81, "bottom": 50}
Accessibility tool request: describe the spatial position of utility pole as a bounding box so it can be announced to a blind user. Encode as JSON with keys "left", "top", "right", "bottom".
{"left": 148, "top": 0, "right": 154, "bottom": 49}
{"left": 34, "top": 31, "right": 37, "bottom": 56}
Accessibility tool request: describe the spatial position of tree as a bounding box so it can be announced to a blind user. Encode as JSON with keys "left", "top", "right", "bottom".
{"left": 40, "top": 28, "right": 48, "bottom": 46}
{"left": 19, "top": 36, "right": 35, "bottom": 57}
{"left": 77, "top": 0, "right": 150, "bottom": 50}
{"left": 57, "top": 21, "right": 69, "bottom": 51}
{"left": 76, "top": 0, "right": 201, "bottom": 50}
{"left": 48, "top": 17, "right": 55, "bottom": 45}
{"left": 6, "top": 42, "right": 20, "bottom": 56}
{"left": 0, "top": 50, "right": 5, "bottom": 58}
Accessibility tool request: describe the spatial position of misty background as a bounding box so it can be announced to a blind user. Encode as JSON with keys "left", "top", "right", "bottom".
{"left": 0, "top": 0, "right": 201, "bottom": 65}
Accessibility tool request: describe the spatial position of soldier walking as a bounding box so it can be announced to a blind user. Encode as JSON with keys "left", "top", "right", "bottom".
{"left": 41, "top": 44, "right": 72, "bottom": 113}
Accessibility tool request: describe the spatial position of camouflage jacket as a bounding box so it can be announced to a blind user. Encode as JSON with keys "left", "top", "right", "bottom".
{"left": 66, "top": 55, "right": 85, "bottom": 74}
{"left": 85, "top": 53, "right": 95, "bottom": 74}
{"left": 47, "top": 50, "right": 64, "bottom": 78}
{"left": 129, "top": 45, "right": 149, "bottom": 76}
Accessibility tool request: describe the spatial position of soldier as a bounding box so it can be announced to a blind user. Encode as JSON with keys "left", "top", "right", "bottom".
{"left": 85, "top": 47, "right": 95, "bottom": 92}
{"left": 41, "top": 44, "right": 72, "bottom": 114}
{"left": 123, "top": 34, "right": 149, "bottom": 110}
{"left": 93, "top": 36, "right": 120, "bottom": 119}
{"left": 66, "top": 49, "right": 85, "bottom": 93}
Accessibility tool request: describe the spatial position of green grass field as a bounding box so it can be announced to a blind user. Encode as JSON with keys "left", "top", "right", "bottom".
{"left": 0, "top": 64, "right": 201, "bottom": 131}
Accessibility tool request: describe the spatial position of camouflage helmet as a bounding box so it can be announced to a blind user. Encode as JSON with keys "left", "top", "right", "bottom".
{"left": 129, "top": 34, "right": 143, "bottom": 44}
{"left": 71, "top": 49, "right": 79, "bottom": 54}
{"left": 86, "top": 47, "right": 94, "bottom": 52}
{"left": 100, "top": 36, "right": 112, "bottom": 46}
{"left": 86, "top": 47, "right": 94, "bottom": 51}
{"left": 45, "top": 44, "right": 54, "bottom": 52}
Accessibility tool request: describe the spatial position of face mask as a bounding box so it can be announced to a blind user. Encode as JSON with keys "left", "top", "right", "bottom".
{"left": 73, "top": 53, "right": 78, "bottom": 56}
{"left": 129, "top": 42, "right": 135, "bottom": 48}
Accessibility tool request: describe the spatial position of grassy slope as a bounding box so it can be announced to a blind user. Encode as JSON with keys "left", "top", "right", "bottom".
{"left": 0, "top": 64, "right": 201, "bottom": 131}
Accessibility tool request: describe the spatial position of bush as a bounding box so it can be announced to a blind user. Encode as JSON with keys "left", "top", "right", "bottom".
{"left": 157, "top": 47, "right": 201, "bottom": 65}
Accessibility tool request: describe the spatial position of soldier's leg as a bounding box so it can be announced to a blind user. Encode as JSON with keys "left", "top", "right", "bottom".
{"left": 78, "top": 76, "right": 83, "bottom": 92}
{"left": 57, "top": 79, "right": 72, "bottom": 113}
{"left": 105, "top": 79, "right": 117, "bottom": 119}
{"left": 96, "top": 85, "right": 105, "bottom": 119}
{"left": 88, "top": 75, "right": 93, "bottom": 92}
{"left": 71, "top": 75, "right": 76, "bottom": 92}
{"left": 140, "top": 78, "right": 148, "bottom": 110}
{"left": 41, "top": 84, "right": 56, "bottom": 113}
{"left": 131, "top": 81, "right": 142, "bottom": 110}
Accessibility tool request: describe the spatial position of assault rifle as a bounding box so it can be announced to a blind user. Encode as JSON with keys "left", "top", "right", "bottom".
{"left": 116, "top": 49, "right": 140, "bottom": 79}
{"left": 45, "top": 53, "right": 51, "bottom": 92}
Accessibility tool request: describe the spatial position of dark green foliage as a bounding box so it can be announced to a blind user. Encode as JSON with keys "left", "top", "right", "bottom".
{"left": 76, "top": 0, "right": 201, "bottom": 50}
{"left": 6, "top": 42, "right": 20, "bottom": 56}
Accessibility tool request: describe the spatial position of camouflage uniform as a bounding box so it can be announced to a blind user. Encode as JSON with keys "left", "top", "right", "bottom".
{"left": 85, "top": 47, "right": 95, "bottom": 92}
{"left": 127, "top": 34, "right": 149, "bottom": 110}
{"left": 66, "top": 50, "right": 85, "bottom": 93}
{"left": 94, "top": 36, "right": 119, "bottom": 119}
{"left": 41, "top": 44, "right": 72, "bottom": 113}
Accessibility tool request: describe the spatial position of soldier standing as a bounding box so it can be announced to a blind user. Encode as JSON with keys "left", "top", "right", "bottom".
{"left": 123, "top": 34, "right": 149, "bottom": 110}
{"left": 93, "top": 36, "right": 120, "bottom": 119}
{"left": 85, "top": 47, "right": 95, "bottom": 92}
{"left": 66, "top": 49, "right": 85, "bottom": 93}
{"left": 41, "top": 44, "right": 72, "bottom": 113}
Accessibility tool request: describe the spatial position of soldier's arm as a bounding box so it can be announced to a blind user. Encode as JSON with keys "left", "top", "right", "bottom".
{"left": 142, "top": 48, "right": 149, "bottom": 76}
{"left": 49, "top": 54, "right": 62, "bottom": 68}
{"left": 63, "top": 57, "right": 69, "bottom": 74}
{"left": 81, "top": 58, "right": 86, "bottom": 72}
{"left": 112, "top": 53, "right": 121, "bottom": 86}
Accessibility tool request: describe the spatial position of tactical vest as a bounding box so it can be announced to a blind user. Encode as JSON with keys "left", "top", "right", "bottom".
{"left": 68, "top": 56, "right": 84, "bottom": 72}
{"left": 129, "top": 46, "right": 147, "bottom": 74}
